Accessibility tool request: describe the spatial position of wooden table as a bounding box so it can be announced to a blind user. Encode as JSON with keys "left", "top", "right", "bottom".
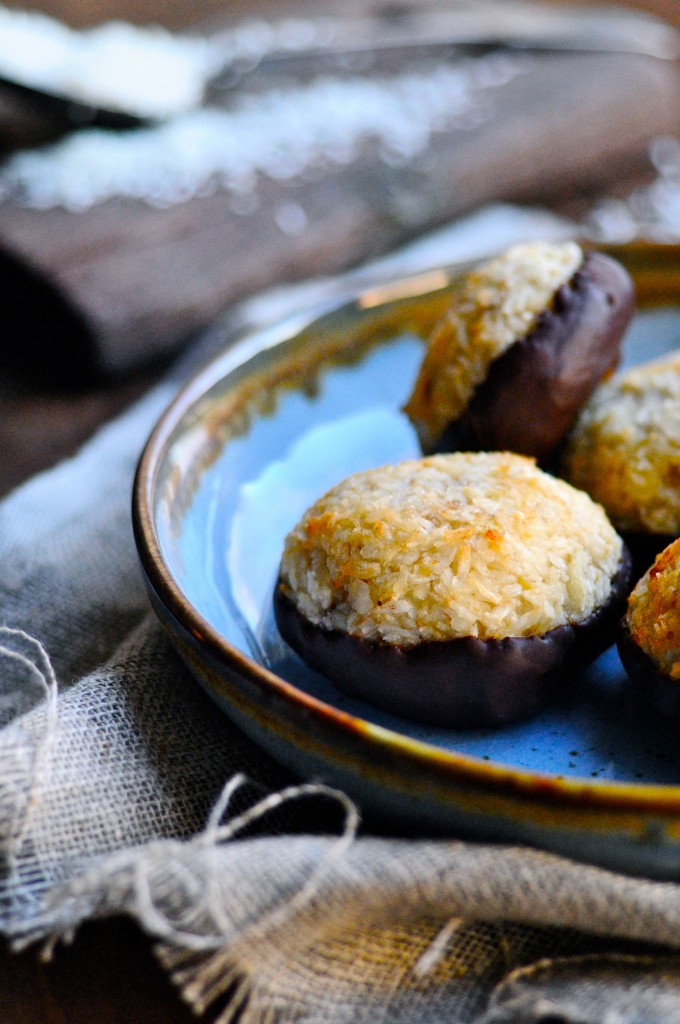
{"left": 4, "top": 920, "right": 197, "bottom": 1023}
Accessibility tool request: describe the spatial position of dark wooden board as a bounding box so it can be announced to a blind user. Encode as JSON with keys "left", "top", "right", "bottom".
{"left": 3, "top": 920, "right": 196, "bottom": 1024}
{"left": 0, "top": 51, "right": 677, "bottom": 382}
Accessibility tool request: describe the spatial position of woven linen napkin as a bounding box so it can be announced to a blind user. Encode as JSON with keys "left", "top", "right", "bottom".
{"left": 4, "top": 213, "right": 680, "bottom": 1023}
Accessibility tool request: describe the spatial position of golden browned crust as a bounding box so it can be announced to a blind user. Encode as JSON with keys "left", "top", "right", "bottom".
{"left": 404, "top": 240, "right": 583, "bottom": 450}
{"left": 279, "top": 451, "right": 622, "bottom": 646}
{"left": 562, "top": 351, "right": 680, "bottom": 535}
{"left": 626, "top": 537, "right": 680, "bottom": 678}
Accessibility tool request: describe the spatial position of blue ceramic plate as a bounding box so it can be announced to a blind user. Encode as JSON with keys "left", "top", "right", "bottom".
{"left": 133, "top": 243, "right": 680, "bottom": 879}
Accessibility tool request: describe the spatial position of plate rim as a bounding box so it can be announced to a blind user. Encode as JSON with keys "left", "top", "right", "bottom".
{"left": 132, "top": 245, "right": 680, "bottom": 820}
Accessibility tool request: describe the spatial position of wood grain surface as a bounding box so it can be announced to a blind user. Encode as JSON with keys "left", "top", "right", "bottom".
{"left": 3, "top": 920, "right": 197, "bottom": 1023}
{"left": 0, "top": 50, "right": 677, "bottom": 381}
{"left": 6, "top": 0, "right": 680, "bottom": 32}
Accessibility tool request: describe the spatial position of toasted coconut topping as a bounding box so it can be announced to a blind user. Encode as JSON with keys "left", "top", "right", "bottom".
{"left": 279, "top": 451, "right": 622, "bottom": 646}
{"left": 404, "top": 240, "right": 583, "bottom": 450}
{"left": 562, "top": 351, "right": 680, "bottom": 535}
{"left": 626, "top": 538, "right": 680, "bottom": 678}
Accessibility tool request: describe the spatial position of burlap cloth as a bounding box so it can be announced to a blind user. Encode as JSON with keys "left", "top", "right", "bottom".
{"left": 3, "top": 213, "right": 680, "bottom": 1023}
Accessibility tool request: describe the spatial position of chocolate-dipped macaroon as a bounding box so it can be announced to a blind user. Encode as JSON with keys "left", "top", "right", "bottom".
{"left": 618, "top": 538, "right": 680, "bottom": 717}
{"left": 404, "top": 241, "right": 634, "bottom": 463}
{"left": 274, "top": 452, "right": 630, "bottom": 728}
{"left": 561, "top": 351, "right": 680, "bottom": 577}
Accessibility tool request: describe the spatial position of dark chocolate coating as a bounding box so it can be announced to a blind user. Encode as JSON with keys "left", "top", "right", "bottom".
{"left": 618, "top": 621, "right": 680, "bottom": 718}
{"left": 275, "top": 549, "right": 632, "bottom": 729}
{"left": 430, "top": 250, "right": 635, "bottom": 463}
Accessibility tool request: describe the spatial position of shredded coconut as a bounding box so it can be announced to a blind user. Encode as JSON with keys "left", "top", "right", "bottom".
{"left": 0, "top": 8, "right": 216, "bottom": 118}
{"left": 588, "top": 136, "right": 680, "bottom": 243}
{"left": 279, "top": 451, "right": 622, "bottom": 646}
{"left": 404, "top": 240, "right": 583, "bottom": 451}
{"left": 562, "top": 351, "right": 680, "bottom": 535}
{"left": 626, "top": 538, "right": 680, "bottom": 678}
{"left": 0, "top": 52, "right": 526, "bottom": 212}
{"left": 0, "top": 8, "right": 339, "bottom": 119}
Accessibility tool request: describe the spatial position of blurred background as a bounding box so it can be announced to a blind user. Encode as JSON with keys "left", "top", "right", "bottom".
{"left": 0, "top": 0, "right": 678, "bottom": 491}
{"left": 3, "top": 0, "right": 680, "bottom": 31}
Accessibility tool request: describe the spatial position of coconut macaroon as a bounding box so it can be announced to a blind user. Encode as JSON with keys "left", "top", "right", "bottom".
{"left": 404, "top": 240, "right": 634, "bottom": 463}
{"left": 618, "top": 538, "right": 680, "bottom": 717}
{"left": 274, "top": 452, "right": 630, "bottom": 727}
{"left": 562, "top": 351, "right": 680, "bottom": 543}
